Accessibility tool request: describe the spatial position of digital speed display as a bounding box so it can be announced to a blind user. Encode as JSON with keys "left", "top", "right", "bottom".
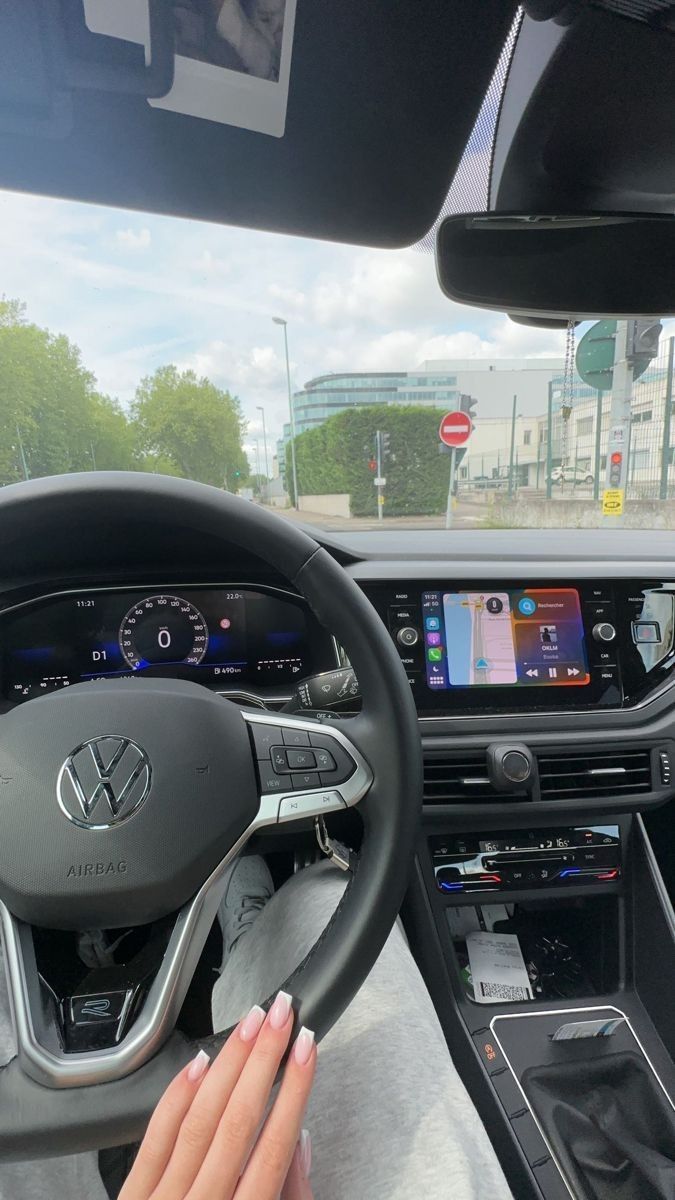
{"left": 118, "top": 595, "right": 209, "bottom": 670}
{"left": 0, "top": 587, "right": 324, "bottom": 704}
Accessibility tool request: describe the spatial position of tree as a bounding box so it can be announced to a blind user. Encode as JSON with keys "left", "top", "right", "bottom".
{"left": 132, "top": 366, "right": 249, "bottom": 489}
{"left": 0, "top": 298, "right": 134, "bottom": 482}
{"left": 287, "top": 405, "right": 452, "bottom": 516}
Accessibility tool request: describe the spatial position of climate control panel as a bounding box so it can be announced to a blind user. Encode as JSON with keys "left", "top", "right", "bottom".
{"left": 431, "top": 825, "right": 622, "bottom": 894}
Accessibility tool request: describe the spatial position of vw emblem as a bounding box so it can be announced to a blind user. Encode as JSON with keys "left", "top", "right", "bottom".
{"left": 57, "top": 736, "right": 151, "bottom": 829}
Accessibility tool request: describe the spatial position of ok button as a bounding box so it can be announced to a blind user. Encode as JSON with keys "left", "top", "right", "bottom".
{"left": 287, "top": 749, "right": 317, "bottom": 770}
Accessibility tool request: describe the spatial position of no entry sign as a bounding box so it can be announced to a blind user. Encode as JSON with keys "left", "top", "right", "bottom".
{"left": 439, "top": 410, "right": 472, "bottom": 447}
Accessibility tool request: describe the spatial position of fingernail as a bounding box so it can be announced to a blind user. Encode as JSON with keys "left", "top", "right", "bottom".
{"left": 239, "top": 1004, "right": 266, "bottom": 1043}
{"left": 299, "top": 1128, "right": 312, "bottom": 1178}
{"left": 293, "top": 1026, "right": 315, "bottom": 1067}
{"left": 269, "top": 990, "right": 293, "bottom": 1030}
{"left": 187, "top": 1049, "right": 210, "bottom": 1083}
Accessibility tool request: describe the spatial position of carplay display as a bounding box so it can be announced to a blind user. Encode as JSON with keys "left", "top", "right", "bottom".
{"left": 422, "top": 589, "right": 590, "bottom": 691}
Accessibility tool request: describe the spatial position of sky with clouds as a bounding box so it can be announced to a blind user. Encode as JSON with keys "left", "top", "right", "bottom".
{"left": 1, "top": 188, "right": 672, "bottom": 463}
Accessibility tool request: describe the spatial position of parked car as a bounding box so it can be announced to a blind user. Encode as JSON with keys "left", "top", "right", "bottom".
{"left": 549, "top": 465, "right": 594, "bottom": 485}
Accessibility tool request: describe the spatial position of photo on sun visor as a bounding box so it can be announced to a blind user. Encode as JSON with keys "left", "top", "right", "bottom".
{"left": 82, "top": 0, "right": 297, "bottom": 137}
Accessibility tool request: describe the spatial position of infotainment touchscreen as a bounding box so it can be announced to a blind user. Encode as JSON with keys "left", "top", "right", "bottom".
{"left": 421, "top": 588, "right": 590, "bottom": 691}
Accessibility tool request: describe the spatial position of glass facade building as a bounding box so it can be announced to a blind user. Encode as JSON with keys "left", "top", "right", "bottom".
{"left": 276, "top": 370, "right": 460, "bottom": 476}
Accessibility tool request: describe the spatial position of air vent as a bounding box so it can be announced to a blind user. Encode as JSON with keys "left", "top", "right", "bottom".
{"left": 538, "top": 748, "right": 652, "bottom": 800}
{"left": 424, "top": 753, "right": 497, "bottom": 804}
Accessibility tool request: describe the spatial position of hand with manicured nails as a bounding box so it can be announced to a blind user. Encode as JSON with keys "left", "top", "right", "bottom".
{"left": 119, "top": 991, "right": 315, "bottom": 1200}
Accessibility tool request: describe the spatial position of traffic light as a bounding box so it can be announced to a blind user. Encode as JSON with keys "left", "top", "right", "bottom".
{"left": 459, "top": 394, "right": 478, "bottom": 429}
{"left": 609, "top": 451, "right": 623, "bottom": 487}
{"left": 454, "top": 395, "right": 477, "bottom": 467}
{"left": 380, "top": 431, "right": 391, "bottom": 459}
{"left": 629, "top": 320, "right": 662, "bottom": 370}
{"left": 368, "top": 457, "right": 377, "bottom": 473}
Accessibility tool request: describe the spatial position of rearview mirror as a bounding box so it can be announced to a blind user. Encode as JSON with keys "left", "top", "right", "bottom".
{"left": 436, "top": 214, "right": 675, "bottom": 320}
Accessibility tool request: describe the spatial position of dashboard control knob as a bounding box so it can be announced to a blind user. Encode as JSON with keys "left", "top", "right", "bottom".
{"left": 593, "top": 622, "right": 616, "bottom": 643}
{"left": 397, "top": 626, "right": 419, "bottom": 647}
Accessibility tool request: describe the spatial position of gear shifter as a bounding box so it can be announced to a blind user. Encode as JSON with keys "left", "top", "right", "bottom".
{"left": 281, "top": 667, "right": 360, "bottom": 714}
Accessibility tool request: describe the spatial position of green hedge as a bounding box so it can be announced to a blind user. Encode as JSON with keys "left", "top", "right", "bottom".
{"left": 289, "top": 405, "right": 453, "bottom": 516}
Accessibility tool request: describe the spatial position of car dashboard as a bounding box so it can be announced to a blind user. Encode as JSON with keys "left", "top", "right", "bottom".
{"left": 3, "top": 526, "right": 675, "bottom": 821}
{"left": 0, "top": 584, "right": 338, "bottom": 711}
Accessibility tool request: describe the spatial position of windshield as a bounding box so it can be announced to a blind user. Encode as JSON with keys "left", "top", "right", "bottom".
{"left": 1, "top": 189, "right": 673, "bottom": 533}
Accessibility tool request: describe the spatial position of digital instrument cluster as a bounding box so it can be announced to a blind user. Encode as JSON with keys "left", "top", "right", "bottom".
{"left": 0, "top": 586, "right": 331, "bottom": 704}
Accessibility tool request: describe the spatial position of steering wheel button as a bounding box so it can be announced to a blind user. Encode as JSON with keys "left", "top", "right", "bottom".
{"left": 286, "top": 749, "right": 316, "bottom": 770}
{"left": 271, "top": 746, "right": 289, "bottom": 772}
{"left": 258, "top": 765, "right": 286, "bottom": 793}
{"left": 314, "top": 748, "right": 336, "bottom": 771}
{"left": 308, "top": 732, "right": 356, "bottom": 782}
{"left": 292, "top": 771, "right": 321, "bottom": 790}
{"left": 281, "top": 727, "right": 311, "bottom": 747}
{"left": 278, "top": 791, "right": 346, "bottom": 822}
{"left": 251, "top": 724, "right": 284, "bottom": 757}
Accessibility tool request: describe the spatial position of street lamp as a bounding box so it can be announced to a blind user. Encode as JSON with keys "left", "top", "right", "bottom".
{"left": 272, "top": 316, "right": 299, "bottom": 509}
{"left": 256, "top": 405, "right": 270, "bottom": 482}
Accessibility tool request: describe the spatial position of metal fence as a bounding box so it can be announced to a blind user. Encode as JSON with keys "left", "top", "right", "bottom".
{"left": 458, "top": 335, "right": 675, "bottom": 503}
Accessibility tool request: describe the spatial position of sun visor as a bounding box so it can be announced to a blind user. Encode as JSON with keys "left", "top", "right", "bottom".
{"left": 0, "top": 0, "right": 517, "bottom": 247}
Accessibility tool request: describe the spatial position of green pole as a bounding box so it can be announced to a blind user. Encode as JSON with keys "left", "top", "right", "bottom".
{"left": 508, "top": 394, "right": 517, "bottom": 499}
{"left": 659, "top": 337, "right": 674, "bottom": 501}
{"left": 593, "top": 390, "right": 602, "bottom": 501}
{"left": 546, "top": 383, "right": 553, "bottom": 500}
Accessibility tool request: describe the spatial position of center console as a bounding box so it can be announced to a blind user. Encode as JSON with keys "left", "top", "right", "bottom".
{"left": 362, "top": 579, "right": 675, "bottom": 716}
{"left": 405, "top": 810, "right": 675, "bottom": 1200}
{"left": 359, "top": 566, "right": 675, "bottom": 1197}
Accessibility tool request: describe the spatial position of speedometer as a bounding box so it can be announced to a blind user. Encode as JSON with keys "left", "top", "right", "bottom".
{"left": 118, "top": 595, "right": 209, "bottom": 670}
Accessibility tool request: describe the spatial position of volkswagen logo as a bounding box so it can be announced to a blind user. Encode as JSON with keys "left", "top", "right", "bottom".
{"left": 57, "top": 736, "right": 151, "bottom": 829}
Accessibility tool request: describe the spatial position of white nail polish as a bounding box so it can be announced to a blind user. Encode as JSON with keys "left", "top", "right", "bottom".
{"left": 187, "top": 1049, "right": 210, "bottom": 1083}
{"left": 269, "top": 990, "right": 293, "bottom": 1030}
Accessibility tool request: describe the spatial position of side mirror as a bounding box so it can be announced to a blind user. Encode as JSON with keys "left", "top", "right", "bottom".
{"left": 436, "top": 214, "right": 675, "bottom": 320}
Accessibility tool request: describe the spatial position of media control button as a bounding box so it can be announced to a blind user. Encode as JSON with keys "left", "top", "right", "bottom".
{"left": 390, "top": 605, "right": 419, "bottom": 626}
{"left": 278, "top": 791, "right": 346, "bottom": 821}
{"left": 397, "top": 626, "right": 419, "bottom": 647}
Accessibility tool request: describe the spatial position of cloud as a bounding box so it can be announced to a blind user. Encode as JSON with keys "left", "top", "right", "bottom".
{"left": 115, "top": 227, "right": 152, "bottom": 250}
{"left": 4, "top": 187, "right": 668, "bottom": 452}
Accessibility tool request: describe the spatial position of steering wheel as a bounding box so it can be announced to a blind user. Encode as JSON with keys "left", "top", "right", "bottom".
{"left": 0, "top": 473, "right": 422, "bottom": 1160}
